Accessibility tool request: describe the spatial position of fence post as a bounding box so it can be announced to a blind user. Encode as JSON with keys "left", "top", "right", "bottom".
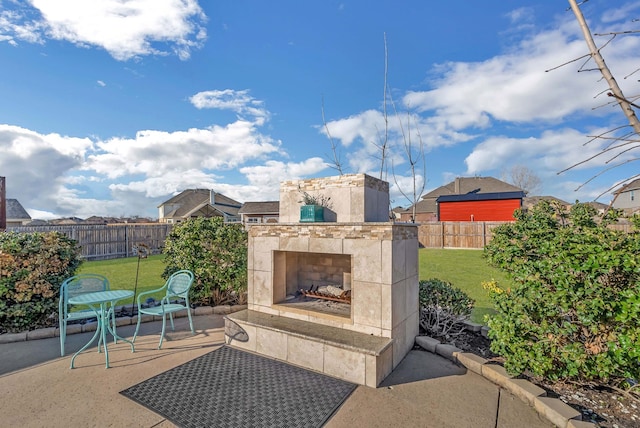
{"left": 483, "top": 222, "right": 486, "bottom": 247}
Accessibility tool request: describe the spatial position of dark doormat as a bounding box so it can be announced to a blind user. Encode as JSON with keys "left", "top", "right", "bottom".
{"left": 120, "top": 346, "right": 357, "bottom": 428}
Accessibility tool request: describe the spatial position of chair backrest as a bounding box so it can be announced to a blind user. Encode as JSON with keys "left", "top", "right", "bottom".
{"left": 62, "top": 274, "right": 110, "bottom": 302}
{"left": 166, "top": 270, "right": 195, "bottom": 298}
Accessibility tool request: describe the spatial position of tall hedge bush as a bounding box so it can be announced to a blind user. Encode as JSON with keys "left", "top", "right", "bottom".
{"left": 483, "top": 201, "right": 640, "bottom": 386}
{"left": 0, "top": 231, "right": 82, "bottom": 333}
{"left": 162, "top": 217, "right": 248, "bottom": 305}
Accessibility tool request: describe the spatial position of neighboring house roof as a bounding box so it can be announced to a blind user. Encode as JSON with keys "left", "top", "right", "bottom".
{"left": 522, "top": 196, "right": 570, "bottom": 209}
{"left": 25, "top": 219, "right": 49, "bottom": 226}
{"left": 50, "top": 217, "right": 83, "bottom": 225}
{"left": 614, "top": 178, "right": 640, "bottom": 195}
{"left": 6, "top": 199, "right": 31, "bottom": 220}
{"left": 403, "top": 177, "right": 524, "bottom": 215}
{"left": 423, "top": 177, "right": 523, "bottom": 199}
{"left": 401, "top": 198, "right": 437, "bottom": 215}
{"left": 159, "top": 189, "right": 242, "bottom": 219}
{"left": 238, "top": 201, "right": 280, "bottom": 215}
{"left": 584, "top": 201, "right": 609, "bottom": 212}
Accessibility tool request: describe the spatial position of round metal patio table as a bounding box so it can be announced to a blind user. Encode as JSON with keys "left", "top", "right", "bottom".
{"left": 68, "top": 290, "right": 135, "bottom": 369}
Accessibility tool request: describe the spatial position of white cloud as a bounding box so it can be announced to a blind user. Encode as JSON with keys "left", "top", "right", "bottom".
{"left": 190, "top": 89, "right": 270, "bottom": 124}
{"left": 402, "top": 12, "right": 640, "bottom": 130}
{"left": 464, "top": 128, "right": 608, "bottom": 176}
{"left": 26, "top": 208, "right": 59, "bottom": 220}
{"left": 601, "top": 3, "right": 640, "bottom": 23}
{"left": 505, "top": 7, "right": 535, "bottom": 25}
{"left": 0, "top": 4, "right": 46, "bottom": 45}
{"left": 0, "top": 0, "right": 207, "bottom": 60}
{"left": 0, "top": 111, "right": 288, "bottom": 218}
{"left": 108, "top": 169, "right": 222, "bottom": 198}
{"left": 87, "top": 121, "right": 282, "bottom": 179}
{"left": 322, "top": 110, "right": 383, "bottom": 147}
{"left": 463, "top": 126, "right": 639, "bottom": 202}
{"left": 240, "top": 158, "right": 329, "bottom": 194}
{"left": 238, "top": 158, "right": 331, "bottom": 203}
{"left": 0, "top": 124, "right": 94, "bottom": 216}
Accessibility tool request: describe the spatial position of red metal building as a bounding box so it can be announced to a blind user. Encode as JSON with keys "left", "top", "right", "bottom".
{"left": 437, "top": 191, "right": 525, "bottom": 221}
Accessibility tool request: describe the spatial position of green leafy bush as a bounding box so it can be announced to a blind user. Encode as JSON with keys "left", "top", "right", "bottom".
{"left": 483, "top": 201, "right": 640, "bottom": 386}
{"left": 0, "top": 231, "right": 82, "bottom": 333}
{"left": 418, "top": 278, "right": 474, "bottom": 337}
{"left": 162, "top": 217, "right": 248, "bottom": 305}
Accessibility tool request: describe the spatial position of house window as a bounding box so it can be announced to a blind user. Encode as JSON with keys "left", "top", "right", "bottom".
{"left": 631, "top": 190, "right": 635, "bottom": 201}
{"left": 247, "top": 217, "right": 261, "bottom": 224}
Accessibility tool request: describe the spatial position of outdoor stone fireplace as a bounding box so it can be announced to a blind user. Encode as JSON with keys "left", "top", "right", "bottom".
{"left": 225, "top": 173, "right": 419, "bottom": 387}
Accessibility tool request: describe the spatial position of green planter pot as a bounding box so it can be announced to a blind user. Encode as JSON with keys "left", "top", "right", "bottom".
{"left": 300, "top": 205, "right": 324, "bottom": 222}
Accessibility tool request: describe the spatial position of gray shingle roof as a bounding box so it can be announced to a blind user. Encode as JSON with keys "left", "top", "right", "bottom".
{"left": 614, "top": 178, "right": 640, "bottom": 195}
{"left": 158, "top": 189, "right": 242, "bottom": 219}
{"left": 6, "top": 199, "right": 31, "bottom": 220}
{"left": 523, "top": 196, "right": 570, "bottom": 209}
{"left": 422, "top": 177, "right": 523, "bottom": 200}
{"left": 238, "top": 201, "right": 280, "bottom": 215}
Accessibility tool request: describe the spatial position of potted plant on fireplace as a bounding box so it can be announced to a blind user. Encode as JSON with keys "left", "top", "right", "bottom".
{"left": 299, "top": 190, "right": 332, "bottom": 222}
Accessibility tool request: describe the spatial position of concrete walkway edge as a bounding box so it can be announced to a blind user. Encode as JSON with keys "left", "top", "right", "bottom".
{"left": 415, "top": 334, "right": 595, "bottom": 428}
{"left": 0, "top": 304, "right": 248, "bottom": 344}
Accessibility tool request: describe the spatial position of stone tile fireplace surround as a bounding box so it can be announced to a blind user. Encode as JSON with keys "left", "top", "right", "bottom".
{"left": 225, "top": 174, "right": 419, "bottom": 387}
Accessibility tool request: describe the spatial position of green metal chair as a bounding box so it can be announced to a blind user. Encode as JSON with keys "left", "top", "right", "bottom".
{"left": 133, "top": 270, "right": 195, "bottom": 349}
{"left": 59, "top": 273, "right": 112, "bottom": 356}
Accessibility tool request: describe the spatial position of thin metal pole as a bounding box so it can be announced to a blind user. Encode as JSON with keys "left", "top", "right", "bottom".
{"left": 0, "top": 176, "right": 6, "bottom": 231}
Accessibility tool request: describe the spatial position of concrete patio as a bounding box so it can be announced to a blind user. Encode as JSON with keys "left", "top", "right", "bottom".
{"left": 0, "top": 312, "right": 558, "bottom": 428}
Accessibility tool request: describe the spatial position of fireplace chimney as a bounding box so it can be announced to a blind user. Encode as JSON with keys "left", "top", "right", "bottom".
{"left": 454, "top": 177, "right": 461, "bottom": 194}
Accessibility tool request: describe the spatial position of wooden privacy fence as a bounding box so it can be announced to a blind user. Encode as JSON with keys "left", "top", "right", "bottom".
{"left": 418, "top": 221, "right": 508, "bottom": 249}
{"left": 6, "top": 223, "right": 173, "bottom": 260}
{"left": 418, "top": 221, "right": 635, "bottom": 249}
{"left": 7, "top": 221, "right": 634, "bottom": 254}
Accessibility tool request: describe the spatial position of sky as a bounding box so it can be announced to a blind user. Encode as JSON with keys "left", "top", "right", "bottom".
{"left": 1, "top": 0, "right": 639, "bottom": 220}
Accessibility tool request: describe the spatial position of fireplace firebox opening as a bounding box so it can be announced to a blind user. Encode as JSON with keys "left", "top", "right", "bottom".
{"left": 272, "top": 250, "right": 352, "bottom": 319}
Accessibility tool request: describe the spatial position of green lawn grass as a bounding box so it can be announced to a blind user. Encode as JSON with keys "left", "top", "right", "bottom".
{"left": 77, "top": 254, "right": 168, "bottom": 304}
{"left": 419, "top": 248, "right": 512, "bottom": 324}
{"left": 78, "top": 248, "right": 508, "bottom": 324}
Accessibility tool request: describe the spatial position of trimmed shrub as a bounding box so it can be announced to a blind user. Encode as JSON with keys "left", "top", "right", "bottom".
{"left": 0, "top": 231, "right": 82, "bottom": 333}
{"left": 419, "top": 278, "right": 474, "bottom": 338}
{"left": 162, "top": 217, "right": 247, "bottom": 305}
{"left": 483, "top": 201, "right": 640, "bottom": 386}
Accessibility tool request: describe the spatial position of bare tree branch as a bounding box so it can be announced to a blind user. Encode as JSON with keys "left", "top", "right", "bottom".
{"left": 502, "top": 165, "right": 542, "bottom": 195}
{"left": 595, "top": 171, "right": 640, "bottom": 200}
{"left": 380, "top": 33, "right": 390, "bottom": 180}
{"left": 552, "top": 1, "right": 640, "bottom": 199}
{"left": 574, "top": 158, "right": 640, "bottom": 192}
{"left": 321, "top": 95, "right": 344, "bottom": 175}
{"left": 558, "top": 136, "right": 640, "bottom": 174}
{"left": 391, "top": 109, "right": 427, "bottom": 222}
{"left": 568, "top": 0, "right": 640, "bottom": 135}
